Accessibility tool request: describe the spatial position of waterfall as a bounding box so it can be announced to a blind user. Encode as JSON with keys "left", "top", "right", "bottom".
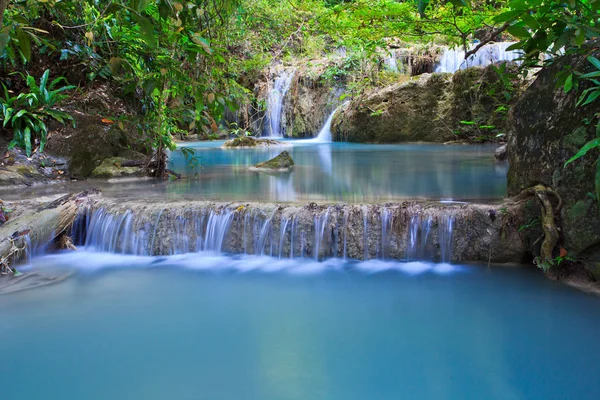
{"left": 384, "top": 51, "right": 398, "bottom": 73}
{"left": 313, "top": 102, "right": 349, "bottom": 143}
{"left": 406, "top": 214, "right": 433, "bottom": 261}
{"left": 71, "top": 201, "right": 468, "bottom": 263}
{"left": 438, "top": 215, "right": 454, "bottom": 263}
{"left": 265, "top": 69, "right": 295, "bottom": 137}
{"left": 435, "top": 42, "right": 522, "bottom": 73}
{"left": 380, "top": 208, "right": 393, "bottom": 260}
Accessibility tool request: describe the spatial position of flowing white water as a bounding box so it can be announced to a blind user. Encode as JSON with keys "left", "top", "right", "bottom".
{"left": 265, "top": 69, "right": 296, "bottom": 137}
{"left": 435, "top": 42, "right": 522, "bottom": 73}
{"left": 384, "top": 51, "right": 399, "bottom": 73}
{"left": 312, "top": 102, "right": 349, "bottom": 143}
{"left": 73, "top": 203, "right": 458, "bottom": 263}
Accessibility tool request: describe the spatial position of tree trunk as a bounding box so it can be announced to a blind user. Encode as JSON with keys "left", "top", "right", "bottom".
{"left": 0, "top": 0, "right": 9, "bottom": 29}
{"left": 0, "top": 192, "right": 89, "bottom": 270}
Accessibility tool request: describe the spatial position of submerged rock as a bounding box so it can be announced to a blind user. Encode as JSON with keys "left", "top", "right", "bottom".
{"left": 494, "top": 144, "right": 507, "bottom": 161}
{"left": 222, "top": 136, "right": 290, "bottom": 148}
{"left": 91, "top": 157, "right": 145, "bottom": 179}
{"left": 249, "top": 151, "right": 295, "bottom": 173}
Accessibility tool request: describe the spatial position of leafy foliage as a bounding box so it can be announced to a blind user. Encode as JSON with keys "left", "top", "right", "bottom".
{"left": 1, "top": 69, "right": 75, "bottom": 156}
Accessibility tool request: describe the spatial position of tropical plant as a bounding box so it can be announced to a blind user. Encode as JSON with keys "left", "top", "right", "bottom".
{"left": 1, "top": 69, "right": 75, "bottom": 156}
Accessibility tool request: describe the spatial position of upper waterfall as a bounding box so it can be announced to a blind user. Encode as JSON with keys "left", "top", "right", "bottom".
{"left": 264, "top": 69, "right": 296, "bottom": 137}
{"left": 435, "top": 42, "right": 522, "bottom": 73}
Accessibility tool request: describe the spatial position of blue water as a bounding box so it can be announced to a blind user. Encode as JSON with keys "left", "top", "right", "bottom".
{"left": 3, "top": 142, "right": 507, "bottom": 203}
{"left": 168, "top": 141, "right": 507, "bottom": 202}
{"left": 2, "top": 253, "right": 599, "bottom": 400}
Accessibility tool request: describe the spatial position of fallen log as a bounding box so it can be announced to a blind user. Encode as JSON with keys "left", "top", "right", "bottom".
{"left": 0, "top": 191, "right": 92, "bottom": 273}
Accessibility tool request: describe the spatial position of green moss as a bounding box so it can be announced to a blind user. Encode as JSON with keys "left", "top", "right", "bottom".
{"left": 91, "top": 157, "right": 143, "bottom": 179}
{"left": 564, "top": 126, "right": 588, "bottom": 150}
{"left": 225, "top": 137, "right": 258, "bottom": 147}
{"left": 251, "top": 150, "right": 294, "bottom": 171}
{"left": 16, "top": 166, "right": 36, "bottom": 176}
{"left": 566, "top": 200, "right": 587, "bottom": 223}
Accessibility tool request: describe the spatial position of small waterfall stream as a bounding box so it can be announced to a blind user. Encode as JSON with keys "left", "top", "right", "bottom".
{"left": 74, "top": 201, "right": 465, "bottom": 263}
{"left": 435, "top": 42, "right": 522, "bottom": 73}
{"left": 312, "top": 102, "right": 349, "bottom": 143}
{"left": 265, "top": 69, "right": 296, "bottom": 137}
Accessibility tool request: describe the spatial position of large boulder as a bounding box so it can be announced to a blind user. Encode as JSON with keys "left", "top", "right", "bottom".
{"left": 332, "top": 65, "right": 517, "bottom": 143}
{"left": 46, "top": 114, "right": 147, "bottom": 178}
{"left": 507, "top": 51, "right": 600, "bottom": 278}
{"left": 90, "top": 157, "right": 145, "bottom": 179}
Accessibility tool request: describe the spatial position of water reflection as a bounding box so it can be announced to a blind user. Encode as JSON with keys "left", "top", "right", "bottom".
{"left": 169, "top": 141, "right": 507, "bottom": 203}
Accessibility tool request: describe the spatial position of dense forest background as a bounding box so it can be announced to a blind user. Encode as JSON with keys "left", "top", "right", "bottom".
{"left": 0, "top": 0, "right": 598, "bottom": 170}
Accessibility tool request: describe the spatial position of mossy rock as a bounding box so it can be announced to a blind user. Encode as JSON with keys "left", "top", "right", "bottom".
{"left": 91, "top": 157, "right": 145, "bottom": 179}
{"left": 0, "top": 165, "right": 45, "bottom": 187}
{"left": 249, "top": 151, "right": 294, "bottom": 173}
{"left": 222, "top": 137, "right": 290, "bottom": 148}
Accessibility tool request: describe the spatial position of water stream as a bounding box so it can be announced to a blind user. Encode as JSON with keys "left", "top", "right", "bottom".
{"left": 265, "top": 69, "right": 296, "bottom": 137}
{"left": 435, "top": 42, "right": 522, "bottom": 73}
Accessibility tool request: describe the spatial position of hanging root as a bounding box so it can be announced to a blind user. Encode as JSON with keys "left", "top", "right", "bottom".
{"left": 514, "top": 184, "right": 562, "bottom": 266}
{"left": 57, "top": 234, "right": 77, "bottom": 251}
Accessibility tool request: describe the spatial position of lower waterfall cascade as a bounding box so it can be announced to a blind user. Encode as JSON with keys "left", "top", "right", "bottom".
{"left": 69, "top": 199, "right": 528, "bottom": 264}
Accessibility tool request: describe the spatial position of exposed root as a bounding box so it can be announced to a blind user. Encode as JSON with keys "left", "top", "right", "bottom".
{"left": 58, "top": 235, "right": 77, "bottom": 251}
{"left": 513, "top": 184, "right": 561, "bottom": 268}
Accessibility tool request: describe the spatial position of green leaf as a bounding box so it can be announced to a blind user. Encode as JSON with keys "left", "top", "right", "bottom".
{"left": 580, "top": 71, "right": 600, "bottom": 78}
{"left": 493, "top": 10, "right": 525, "bottom": 24}
{"left": 23, "top": 127, "right": 31, "bottom": 156}
{"left": 588, "top": 56, "right": 600, "bottom": 71}
{"left": 565, "top": 138, "right": 600, "bottom": 166}
{"left": 581, "top": 90, "right": 600, "bottom": 106}
{"left": 416, "top": 0, "right": 429, "bottom": 17}
{"left": 507, "top": 25, "right": 531, "bottom": 39}
{"left": 564, "top": 73, "right": 573, "bottom": 93}
{"left": 132, "top": 14, "right": 157, "bottom": 48}
{"left": 521, "top": 14, "right": 540, "bottom": 30}
{"left": 39, "top": 69, "right": 50, "bottom": 95}
{"left": 16, "top": 29, "right": 32, "bottom": 62}
{"left": 12, "top": 109, "right": 28, "bottom": 122}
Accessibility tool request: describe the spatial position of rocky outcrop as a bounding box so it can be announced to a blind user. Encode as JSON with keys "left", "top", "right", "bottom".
{"left": 249, "top": 150, "right": 294, "bottom": 173}
{"left": 332, "top": 65, "right": 516, "bottom": 143}
{"left": 507, "top": 50, "right": 600, "bottom": 278}
{"left": 45, "top": 114, "right": 148, "bottom": 178}
{"left": 0, "top": 148, "right": 68, "bottom": 187}
{"left": 90, "top": 157, "right": 146, "bottom": 179}
{"left": 80, "top": 197, "right": 530, "bottom": 264}
{"left": 285, "top": 71, "right": 341, "bottom": 138}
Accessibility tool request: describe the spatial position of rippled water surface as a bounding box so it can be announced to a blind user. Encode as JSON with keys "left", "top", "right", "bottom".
{"left": 2, "top": 253, "right": 599, "bottom": 400}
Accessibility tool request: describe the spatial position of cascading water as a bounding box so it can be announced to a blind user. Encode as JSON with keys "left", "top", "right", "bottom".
{"left": 72, "top": 201, "right": 464, "bottom": 263}
{"left": 384, "top": 51, "right": 399, "bottom": 73}
{"left": 438, "top": 214, "right": 454, "bottom": 263}
{"left": 435, "top": 42, "right": 522, "bottom": 73}
{"left": 265, "top": 69, "right": 296, "bottom": 137}
{"left": 312, "top": 102, "right": 349, "bottom": 143}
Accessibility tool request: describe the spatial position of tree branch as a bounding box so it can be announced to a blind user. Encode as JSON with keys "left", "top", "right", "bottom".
{"left": 464, "top": 22, "right": 511, "bottom": 59}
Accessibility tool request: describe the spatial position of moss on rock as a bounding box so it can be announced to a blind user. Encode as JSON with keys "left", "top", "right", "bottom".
{"left": 91, "top": 157, "right": 145, "bottom": 179}
{"left": 249, "top": 150, "right": 294, "bottom": 172}
{"left": 332, "top": 65, "right": 517, "bottom": 143}
{"left": 222, "top": 137, "right": 290, "bottom": 148}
